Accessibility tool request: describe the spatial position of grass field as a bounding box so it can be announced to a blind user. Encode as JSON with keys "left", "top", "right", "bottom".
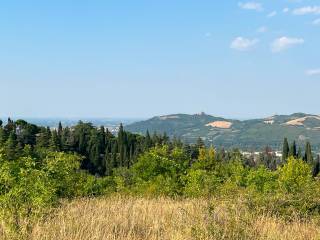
{"left": 2, "top": 195, "right": 320, "bottom": 240}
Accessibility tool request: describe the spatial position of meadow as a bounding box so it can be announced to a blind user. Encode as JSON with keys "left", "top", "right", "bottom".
{"left": 2, "top": 195, "right": 320, "bottom": 240}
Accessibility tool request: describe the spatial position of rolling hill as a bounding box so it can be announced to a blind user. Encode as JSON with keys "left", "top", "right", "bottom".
{"left": 125, "top": 112, "right": 320, "bottom": 151}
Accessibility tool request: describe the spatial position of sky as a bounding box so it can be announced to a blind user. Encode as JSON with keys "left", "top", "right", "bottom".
{"left": 0, "top": 0, "right": 320, "bottom": 119}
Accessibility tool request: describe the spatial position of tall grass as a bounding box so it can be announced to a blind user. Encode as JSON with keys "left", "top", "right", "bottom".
{"left": 2, "top": 194, "right": 320, "bottom": 240}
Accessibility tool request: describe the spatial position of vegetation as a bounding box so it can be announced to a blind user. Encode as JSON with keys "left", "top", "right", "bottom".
{"left": 126, "top": 112, "right": 320, "bottom": 151}
{"left": 1, "top": 118, "right": 320, "bottom": 239}
{"left": 6, "top": 196, "right": 320, "bottom": 240}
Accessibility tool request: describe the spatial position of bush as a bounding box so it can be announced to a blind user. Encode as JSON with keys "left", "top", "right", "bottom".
{"left": 0, "top": 155, "right": 56, "bottom": 236}
{"left": 278, "top": 157, "right": 313, "bottom": 194}
{"left": 0, "top": 150, "right": 113, "bottom": 237}
{"left": 129, "top": 146, "right": 189, "bottom": 196}
{"left": 183, "top": 169, "right": 220, "bottom": 197}
{"left": 246, "top": 166, "right": 277, "bottom": 193}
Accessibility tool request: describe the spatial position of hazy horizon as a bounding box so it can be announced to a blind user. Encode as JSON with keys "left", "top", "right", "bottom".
{"left": 1, "top": 111, "right": 320, "bottom": 122}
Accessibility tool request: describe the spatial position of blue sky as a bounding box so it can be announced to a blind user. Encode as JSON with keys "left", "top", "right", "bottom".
{"left": 0, "top": 0, "right": 319, "bottom": 119}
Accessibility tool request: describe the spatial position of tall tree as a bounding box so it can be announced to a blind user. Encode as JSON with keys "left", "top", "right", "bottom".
{"left": 297, "top": 147, "right": 303, "bottom": 159}
{"left": 289, "top": 140, "right": 297, "bottom": 158}
{"left": 57, "top": 122, "right": 63, "bottom": 137}
{"left": 49, "top": 130, "right": 61, "bottom": 151}
{"left": 313, "top": 155, "right": 320, "bottom": 177}
{"left": 36, "top": 127, "right": 51, "bottom": 148}
{"left": 117, "top": 123, "right": 127, "bottom": 167}
{"left": 304, "top": 141, "right": 313, "bottom": 164}
{"left": 104, "top": 146, "right": 112, "bottom": 176}
{"left": 5, "top": 118, "right": 15, "bottom": 133}
{"left": 282, "top": 138, "right": 289, "bottom": 162}
{"left": 61, "top": 127, "right": 72, "bottom": 151}
{"left": 88, "top": 130, "right": 104, "bottom": 174}
{"left": 5, "top": 132, "right": 17, "bottom": 160}
{"left": 99, "top": 126, "right": 106, "bottom": 147}
{"left": 144, "top": 130, "right": 152, "bottom": 149}
{"left": 111, "top": 143, "right": 118, "bottom": 169}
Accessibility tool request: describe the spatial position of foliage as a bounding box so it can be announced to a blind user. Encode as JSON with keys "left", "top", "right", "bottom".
{"left": 183, "top": 169, "right": 220, "bottom": 197}
{"left": 246, "top": 166, "right": 277, "bottom": 193}
{"left": 2, "top": 118, "right": 320, "bottom": 238}
{"left": 126, "top": 113, "right": 320, "bottom": 151}
{"left": 129, "top": 146, "right": 189, "bottom": 196}
{"left": 0, "top": 148, "right": 109, "bottom": 237}
{"left": 0, "top": 151, "right": 56, "bottom": 235}
{"left": 278, "top": 157, "right": 313, "bottom": 194}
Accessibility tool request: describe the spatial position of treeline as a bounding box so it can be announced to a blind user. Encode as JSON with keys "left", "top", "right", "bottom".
{"left": 1, "top": 119, "right": 319, "bottom": 176}
{"left": 282, "top": 137, "right": 315, "bottom": 164}
{"left": 0, "top": 118, "right": 191, "bottom": 175}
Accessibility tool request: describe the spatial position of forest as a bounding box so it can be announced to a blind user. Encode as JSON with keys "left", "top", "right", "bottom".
{"left": 1, "top": 118, "right": 320, "bottom": 239}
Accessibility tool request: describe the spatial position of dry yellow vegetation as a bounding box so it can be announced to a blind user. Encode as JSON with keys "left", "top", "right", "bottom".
{"left": 205, "top": 121, "right": 232, "bottom": 129}
{"left": 2, "top": 195, "right": 320, "bottom": 240}
{"left": 285, "top": 116, "right": 320, "bottom": 126}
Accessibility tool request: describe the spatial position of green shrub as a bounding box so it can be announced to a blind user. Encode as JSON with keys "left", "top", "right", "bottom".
{"left": 246, "top": 166, "right": 277, "bottom": 193}
{"left": 130, "top": 145, "right": 189, "bottom": 196}
{"left": 183, "top": 169, "right": 220, "bottom": 197}
{"left": 278, "top": 157, "right": 313, "bottom": 194}
{"left": 0, "top": 154, "right": 56, "bottom": 236}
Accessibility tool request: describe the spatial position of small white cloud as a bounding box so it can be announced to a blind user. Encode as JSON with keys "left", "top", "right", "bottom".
{"left": 267, "top": 11, "right": 277, "bottom": 17}
{"left": 257, "top": 26, "right": 267, "bottom": 33}
{"left": 205, "top": 32, "right": 212, "bottom": 37}
{"left": 238, "top": 2, "right": 263, "bottom": 11}
{"left": 283, "top": 8, "right": 290, "bottom": 13}
{"left": 312, "top": 18, "right": 320, "bottom": 25}
{"left": 230, "top": 37, "right": 259, "bottom": 51}
{"left": 271, "top": 37, "right": 304, "bottom": 52}
{"left": 292, "top": 6, "right": 320, "bottom": 15}
{"left": 306, "top": 69, "right": 320, "bottom": 76}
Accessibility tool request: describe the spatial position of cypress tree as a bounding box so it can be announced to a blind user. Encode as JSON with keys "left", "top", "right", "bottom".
{"left": 123, "top": 146, "right": 128, "bottom": 168}
{"left": 99, "top": 126, "right": 106, "bottom": 147}
{"left": 5, "top": 117, "right": 15, "bottom": 133}
{"left": 282, "top": 138, "right": 289, "bottom": 162}
{"left": 129, "top": 144, "right": 134, "bottom": 165}
{"left": 61, "top": 127, "right": 71, "bottom": 151}
{"left": 88, "top": 130, "right": 104, "bottom": 174}
{"left": 313, "top": 155, "right": 320, "bottom": 177}
{"left": 152, "top": 132, "right": 159, "bottom": 145}
{"left": 49, "top": 130, "right": 60, "bottom": 151}
{"left": 289, "top": 140, "right": 297, "bottom": 158}
{"left": 163, "top": 132, "right": 169, "bottom": 145}
{"left": 36, "top": 127, "right": 50, "bottom": 148}
{"left": 105, "top": 146, "right": 112, "bottom": 176}
{"left": 46, "top": 127, "right": 52, "bottom": 140}
{"left": 297, "top": 147, "right": 303, "bottom": 159}
{"left": 57, "top": 122, "right": 63, "bottom": 137}
{"left": 111, "top": 143, "right": 118, "bottom": 169}
{"left": 144, "top": 130, "right": 152, "bottom": 149}
{"left": 5, "top": 132, "right": 17, "bottom": 160}
{"left": 304, "top": 141, "right": 313, "bottom": 164}
{"left": 118, "top": 123, "right": 125, "bottom": 166}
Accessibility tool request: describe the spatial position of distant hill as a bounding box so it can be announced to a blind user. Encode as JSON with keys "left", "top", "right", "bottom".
{"left": 125, "top": 113, "right": 320, "bottom": 151}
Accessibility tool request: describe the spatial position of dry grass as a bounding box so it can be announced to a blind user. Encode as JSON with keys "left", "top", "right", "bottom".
{"left": 284, "top": 115, "right": 320, "bottom": 126}
{"left": 2, "top": 195, "right": 320, "bottom": 240}
{"left": 206, "top": 121, "right": 232, "bottom": 129}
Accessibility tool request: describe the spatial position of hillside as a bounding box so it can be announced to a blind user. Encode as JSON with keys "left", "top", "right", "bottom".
{"left": 125, "top": 112, "right": 320, "bottom": 150}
